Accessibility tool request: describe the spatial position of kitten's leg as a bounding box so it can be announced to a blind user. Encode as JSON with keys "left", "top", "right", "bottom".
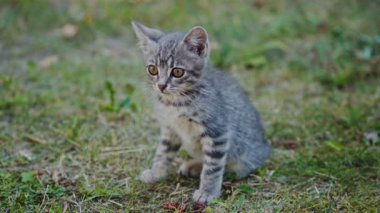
{"left": 139, "top": 127, "right": 181, "bottom": 183}
{"left": 178, "top": 159, "right": 202, "bottom": 178}
{"left": 193, "top": 133, "right": 228, "bottom": 203}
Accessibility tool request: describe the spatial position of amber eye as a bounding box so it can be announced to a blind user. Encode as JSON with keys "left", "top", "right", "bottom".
{"left": 147, "top": 65, "right": 158, "bottom": 75}
{"left": 171, "top": 68, "right": 185, "bottom": 78}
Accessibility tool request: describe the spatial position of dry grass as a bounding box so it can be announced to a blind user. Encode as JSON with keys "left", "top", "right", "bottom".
{"left": 1, "top": 0, "right": 379, "bottom": 212}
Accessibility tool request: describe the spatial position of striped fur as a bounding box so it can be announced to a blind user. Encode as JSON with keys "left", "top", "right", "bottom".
{"left": 132, "top": 21, "right": 270, "bottom": 203}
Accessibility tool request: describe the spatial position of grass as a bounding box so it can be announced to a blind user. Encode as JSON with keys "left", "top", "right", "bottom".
{"left": 1, "top": 0, "right": 379, "bottom": 212}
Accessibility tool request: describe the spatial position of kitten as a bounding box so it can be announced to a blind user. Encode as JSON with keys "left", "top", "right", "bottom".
{"left": 132, "top": 21, "right": 270, "bottom": 203}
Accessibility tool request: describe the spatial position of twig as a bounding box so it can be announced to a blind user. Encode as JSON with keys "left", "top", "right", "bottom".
{"left": 108, "top": 199, "right": 123, "bottom": 207}
{"left": 100, "top": 147, "right": 153, "bottom": 154}
{"left": 101, "top": 146, "right": 135, "bottom": 152}
{"left": 25, "top": 134, "right": 47, "bottom": 145}
{"left": 39, "top": 185, "right": 49, "bottom": 212}
{"left": 314, "top": 171, "right": 337, "bottom": 180}
{"left": 169, "top": 183, "right": 181, "bottom": 196}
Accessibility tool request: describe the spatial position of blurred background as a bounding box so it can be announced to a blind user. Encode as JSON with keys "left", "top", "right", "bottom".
{"left": 0, "top": 0, "right": 379, "bottom": 211}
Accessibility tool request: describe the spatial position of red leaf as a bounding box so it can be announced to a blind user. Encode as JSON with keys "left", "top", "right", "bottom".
{"left": 163, "top": 202, "right": 186, "bottom": 212}
{"left": 193, "top": 201, "right": 206, "bottom": 211}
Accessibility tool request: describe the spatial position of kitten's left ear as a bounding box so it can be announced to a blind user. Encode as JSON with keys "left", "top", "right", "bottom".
{"left": 182, "top": 26, "right": 209, "bottom": 57}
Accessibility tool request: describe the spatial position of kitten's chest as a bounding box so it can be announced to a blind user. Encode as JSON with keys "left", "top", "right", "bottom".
{"left": 157, "top": 105, "right": 201, "bottom": 137}
{"left": 156, "top": 104, "right": 204, "bottom": 157}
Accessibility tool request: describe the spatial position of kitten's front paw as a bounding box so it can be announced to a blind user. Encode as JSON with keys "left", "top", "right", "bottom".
{"left": 138, "top": 169, "right": 164, "bottom": 183}
{"left": 192, "top": 189, "right": 220, "bottom": 204}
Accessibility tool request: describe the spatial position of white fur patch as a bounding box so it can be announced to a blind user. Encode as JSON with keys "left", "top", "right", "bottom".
{"left": 154, "top": 99, "right": 204, "bottom": 159}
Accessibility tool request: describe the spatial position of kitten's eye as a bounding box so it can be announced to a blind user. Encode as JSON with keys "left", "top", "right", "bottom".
{"left": 147, "top": 65, "right": 158, "bottom": 75}
{"left": 171, "top": 68, "right": 185, "bottom": 78}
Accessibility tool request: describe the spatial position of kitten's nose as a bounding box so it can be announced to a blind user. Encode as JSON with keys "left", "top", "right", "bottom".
{"left": 157, "top": 84, "right": 167, "bottom": 92}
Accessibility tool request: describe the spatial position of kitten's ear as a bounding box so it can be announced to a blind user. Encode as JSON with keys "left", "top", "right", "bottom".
{"left": 182, "top": 26, "right": 209, "bottom": 57}
{"left": 131, "top": 21, "right": 163, "bottom": 52}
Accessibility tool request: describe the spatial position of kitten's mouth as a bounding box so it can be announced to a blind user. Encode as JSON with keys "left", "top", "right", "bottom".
{"left": 161, "top": 91, "right": 169, "bottom": 95}
{"left": 157, "top": 89, "right": 170, "bottom": 95}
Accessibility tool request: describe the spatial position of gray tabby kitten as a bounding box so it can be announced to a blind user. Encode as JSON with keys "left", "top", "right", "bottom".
{"left": 132, "top": 21, "right": 270, "bottom": 203}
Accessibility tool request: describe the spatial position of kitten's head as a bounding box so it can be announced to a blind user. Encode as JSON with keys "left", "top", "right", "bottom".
{"left": 132, "top": 21, "right": 209, "bottom": 95}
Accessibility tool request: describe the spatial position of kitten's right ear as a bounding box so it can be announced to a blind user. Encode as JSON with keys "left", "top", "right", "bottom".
{"left": 181, "top": 26, "right": 209, "bottom": 57}
{"left": 131, "top": 21, "right": 163, "bottom": 53}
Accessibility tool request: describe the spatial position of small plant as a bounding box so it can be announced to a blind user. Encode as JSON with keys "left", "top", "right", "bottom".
{"left": 102, "top": 80, "right": 137, "bottom": 113}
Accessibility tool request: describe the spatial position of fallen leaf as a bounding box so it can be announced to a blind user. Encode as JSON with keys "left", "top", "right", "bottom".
{"left": 40, "top": 55, "right": 59, "bottom": 68}
{"left": 163, "top": 202, "right": 186, "bottom": 212}
{"left": 253, "top": 0, "right": 266, "bottom": 9}
{"left": 83, "top": 14, "right": 93, "bottom": 25}
{"left": 271, "top": 140, "right": 298, "bottom": 150}
{"left": 62, "top": 24, "right": 78, "bottom": 38}
{"left": 25, "top": 134, "right": 47, "bottom": 145}
{"left": 60, "top": 178, "right": 74, "bottom": 188}
{"left": 35, "top": 170, "right": 43, "bottom": 182}
{"left": 193, "top": 201, "right": 206, "bottom": 211}
{"left": 222, "top": 181, "right": 233, "bottom": 191}
{"left": 52, "top": 170, "right": 60, "bottom": 184}
{"left": 317, "top": 22, "right": 329, "bottom": 33}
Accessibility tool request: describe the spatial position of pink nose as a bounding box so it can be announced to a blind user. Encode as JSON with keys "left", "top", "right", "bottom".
{"left": 158, "top": 84, "right": 167, "bottom": 92}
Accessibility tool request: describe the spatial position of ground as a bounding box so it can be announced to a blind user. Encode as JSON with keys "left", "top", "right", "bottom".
{"left": 0, "top": 0, "right": 379, "bottom": 212}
